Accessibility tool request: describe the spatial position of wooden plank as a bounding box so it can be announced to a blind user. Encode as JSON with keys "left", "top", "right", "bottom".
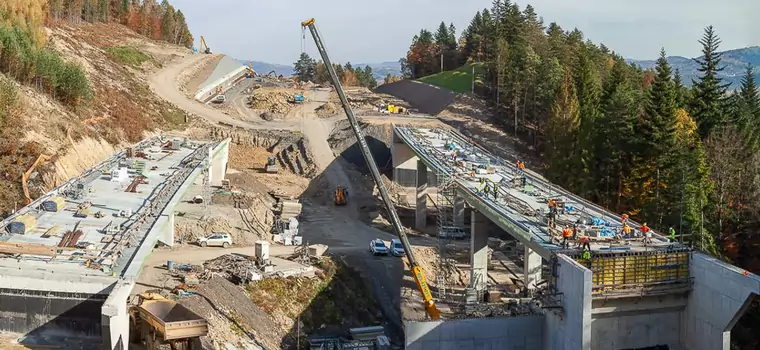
{"left": 0, "top": 242, "right": 56, "bottom": 256}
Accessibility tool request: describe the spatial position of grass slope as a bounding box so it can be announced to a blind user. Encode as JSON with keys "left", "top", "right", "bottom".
{"left": 417, "top": 63, "right": 484, "bottom": 93}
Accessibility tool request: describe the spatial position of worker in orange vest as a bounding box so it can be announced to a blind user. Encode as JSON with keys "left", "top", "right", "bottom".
{"left": 642, "top": 223, "right": 653, "bottom": 245}
{"left": 577, "top": 234, "right": 591, "bottom": 251}
{"left": 621, "top": 213, "right": 629, "bottom": 226}
{"left": 622, "top": 224, "right": 632, "bottom": 238}
{"left": 562, "top": 225, "right": 572, "bottom": 249}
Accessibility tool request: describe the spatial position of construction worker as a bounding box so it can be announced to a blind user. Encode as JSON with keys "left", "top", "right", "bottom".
{"left": 483, "top": 180, "right": 491, "bottom": 197}
{"left": 669, "top": 227, "right": 676, "bottom": 242}
{"left": 621, "top": 213, "right": 629, "bottom": 226}
{"left": 562, "top": 225, "right": 572, "bottom": 249}
{"left": 643, "top": 225, "right": 654, "bottom": 245}
{"left": 622, "top": 224, "right": 632, "bottom": 238}
{"left": 572, "top": 223, "right": 578, "bottom": 240}
{"left": 582, "top": 248, "right": 592, "bottom": 261}
{"left": 492, "top": 182, "right": 499, "bottom": 200}
{"left": 577, "top": 234, "right": 591, "bottom": 251}
{"left": 640, "top": 223, "right": 651, "bottom": 235}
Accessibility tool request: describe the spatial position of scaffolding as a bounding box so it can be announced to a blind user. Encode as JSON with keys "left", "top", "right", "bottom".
{"left": 434, "top": 133, "right": 459, "bottom": 302}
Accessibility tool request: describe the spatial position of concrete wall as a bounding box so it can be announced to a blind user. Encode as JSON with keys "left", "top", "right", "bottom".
{"left": 0, "top": 287, "right": 109, "bottom": 338}
{"left": 591, "top": 309, "right": 683, "bottom": 349}
{"left": 682, "top": 252, "right": 760, "bottom": 350}
{"left": 101, "top": 280, "right": 135, "bottom": 350}
{"left": 391, "top": 133, "right": 418, "bottom": 187}
{"left": 544, "top": 255, "right": 591, "bottom": 350}
{"left": 405, "top": 316, "right": 544, "bottom": 350}
{"left": 194, "top": 55, "right": 247, "bottom": 102}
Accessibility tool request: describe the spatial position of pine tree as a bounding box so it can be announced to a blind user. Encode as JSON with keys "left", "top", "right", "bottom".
{"left": 690, "top": 26, "right": 729, "bottom": 139}
{"left": 546, "top": 68, "right": 580, "bottom": 185}
{"left": 293, "top": 53, "right": 316, "bottom": 82}
{"left": 640, "top": 48, "right": 677, "bottom": 160}
{"left": 575, "top": 53, "right": 602, "bottom": 196}
{"left": 736, "top": 64, "right": 760, "bottom": 149}
{"left": 673, "top": 68, "right": 689, "bottom": 108}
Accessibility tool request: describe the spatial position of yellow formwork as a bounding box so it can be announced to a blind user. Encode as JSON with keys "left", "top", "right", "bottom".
{"left": 576, "top": 251, "right": 690, "bottom": 292}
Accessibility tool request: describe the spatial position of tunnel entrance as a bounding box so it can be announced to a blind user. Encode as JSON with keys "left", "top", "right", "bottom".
{"left": 339, "top": 136, "right": 391, "bottom": 173}
{"left": 731, "top": 293, "right": 760, "bottom": 349}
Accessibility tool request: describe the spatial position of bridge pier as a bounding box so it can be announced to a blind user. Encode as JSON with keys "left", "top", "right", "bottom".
{"left": 453, "top": 195, "right": 465, "bottom": 227}
{"left": 524, "top": 245, "right": 542, "bottom": 291}
{"left": 469, "top": 210, "right": 489, "bottom": 292}
{"left": 415, "top": 160, "right": 428, "bottom": 229}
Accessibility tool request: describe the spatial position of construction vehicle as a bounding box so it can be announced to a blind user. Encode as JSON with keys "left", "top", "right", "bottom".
{"left": 265, "top": 156, "right": 279, "bottom": 173}
{"left": 335, "top": 185, "right": 348, "bottom": 206}
{"left": 22, "top": 154, "right": 54, "bottom": 204}
{"left": 289, "top": 93, "right": 305, "bottom": 103}
{"left": 130, "top": 293, "right": 208, "bottom": 349}
{"left": 384, "top": 104, "right": 409, "bottom": 115}
{"left": 199, "top": 36, "right": 211, "bottom": 54}
{"left": 245, "top": 63, "right": 256, "bottom": 78}
{"left": 302, "top": 18, "right": 440, "bottom": 320}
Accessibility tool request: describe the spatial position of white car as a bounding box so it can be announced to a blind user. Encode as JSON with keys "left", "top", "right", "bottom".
{"left": 198, "top": 233, "right": 232, "bottom": 248}
{"left": 390, "top": 239, "right": 405, "bottom": 257}
{"left": 369, "top": 239, "right": 389, "bottom": 255}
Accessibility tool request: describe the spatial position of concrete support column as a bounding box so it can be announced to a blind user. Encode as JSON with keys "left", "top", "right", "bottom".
{"left": 210, "top": 142, "right": 229, "bottom": 187}
{"left": 415, "top": 160, "right": 428, "bottom": 229}
{"left": 523, "top": 245, "right": 542, "bottom": 291}
{"left": 157, "top": 213, "right": 175, "bottom": 247}
{"left": 470, "top": 210, "right": 489, "bottom": 291}
{"left": 453, "top": 195, "right": 465, "bottom": 227}
{"left": 102, "top": 279, "right": 136, "bottom": 350}
{"left": 206, "top": 146, "right": 214, "bottom": 185}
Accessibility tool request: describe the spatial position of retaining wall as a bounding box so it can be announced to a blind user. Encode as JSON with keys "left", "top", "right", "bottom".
{"left": 405, "top": 316, "right": 544, "bottom": 350}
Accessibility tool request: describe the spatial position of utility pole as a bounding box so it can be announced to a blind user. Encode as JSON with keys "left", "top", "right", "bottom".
{"left": 471, "top": 64, "right": 475, "bottom": 93}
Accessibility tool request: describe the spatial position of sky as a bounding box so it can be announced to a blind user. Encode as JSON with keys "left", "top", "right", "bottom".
{"left": 171, "top": 0, "right": 760, "bottom": 65}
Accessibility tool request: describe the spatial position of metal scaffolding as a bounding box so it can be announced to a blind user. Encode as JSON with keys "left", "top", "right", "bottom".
{"left": 201, "top": 159, "right": 211, "bottom": 217}
{"left": 434, "top": 133, "right": 459, "bottom": 302}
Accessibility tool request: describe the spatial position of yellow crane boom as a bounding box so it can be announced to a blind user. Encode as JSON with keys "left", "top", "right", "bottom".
{"left": 300, "top": 18, "right": 440, "bottom": 320}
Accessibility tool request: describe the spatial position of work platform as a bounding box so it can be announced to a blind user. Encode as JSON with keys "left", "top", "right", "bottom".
{"left": 0, "top": 135, "right": 231, "bottom": 349}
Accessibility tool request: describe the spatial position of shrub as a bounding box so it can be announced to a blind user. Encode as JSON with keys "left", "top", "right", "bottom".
{"left": 106, "top": 46, "right": 151, "bottom": 66}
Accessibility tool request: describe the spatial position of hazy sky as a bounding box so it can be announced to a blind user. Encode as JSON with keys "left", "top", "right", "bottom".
{"left": 171, "top": 0, "right": 760, "bottom": 65}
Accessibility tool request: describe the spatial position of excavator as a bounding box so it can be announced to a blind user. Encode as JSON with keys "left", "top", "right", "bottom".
{"left": 301, "top": 18, "right": 441, "bottom": 320}
{"left": 199, "top": 36, "right": 211, "bottom": 54}
{"left": 335, "top": 185, "right": 348, "bottom": 206}
{"left": 22, "top": 154, "right": 54, "bottom": 204}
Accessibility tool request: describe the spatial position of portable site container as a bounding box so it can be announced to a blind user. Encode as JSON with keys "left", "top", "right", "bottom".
{"left": 8, "top": 214, "right": 37, "bottom": 234}
{"left": 42, "top": 196, "right": 66, "bottom": 212}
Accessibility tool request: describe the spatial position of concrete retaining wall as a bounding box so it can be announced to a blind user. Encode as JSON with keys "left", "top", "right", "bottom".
{"left": 194, "top": 55, "right": 247, "bottom": 102}
{"left": 405, "top": 316, "right": 544, "bottom": 350}
{"left": 0, "top": 288, "right": 109, "bottom": 337}
{"left": 544, "top": 255, "right": 591, "bottom": 350}
{"left": 591, "top": 309, "right": 682, "bottom": 349}
{"left": 682, "top": 252, "right": 760, "bottom": 350}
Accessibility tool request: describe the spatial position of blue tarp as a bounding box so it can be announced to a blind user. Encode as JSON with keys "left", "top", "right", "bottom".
{"left": 598, "top": 227, "right": 616, "bottom": 237}
{"left": 591, "top": 217, "right": 608, "bottom": 226}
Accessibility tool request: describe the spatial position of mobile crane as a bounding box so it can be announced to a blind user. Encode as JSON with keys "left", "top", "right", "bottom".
{"left": 301, "top": 18, "right": 441, "bottom": 320}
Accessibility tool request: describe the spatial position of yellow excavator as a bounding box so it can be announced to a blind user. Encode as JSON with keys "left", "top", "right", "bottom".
{"left": 199, "top": 36, "right": 211, "bottom": 54}
{"left": 335, "top": 185, "right": 348, "bottom": 206}
{"left": 302, "top": 18, "right": 441, "bottom": 320}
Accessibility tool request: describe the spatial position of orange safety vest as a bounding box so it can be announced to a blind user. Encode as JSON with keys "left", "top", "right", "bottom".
{"left": 623, "top": 225, "right": 631, "bottom": 234}
{"left": 579, "top": 235, "right": 589, "bottom": 243}
{"left": 519, "top": 161, "right": 525, "bottom": 169}
{"left": 641, "top": 225, "right": 650, "bottom": 233}
{"left": 548, "top": 199, "right": 556, "bottom": 208}
{"left": 562, "top": 229, "right": 572, "bottom": 238}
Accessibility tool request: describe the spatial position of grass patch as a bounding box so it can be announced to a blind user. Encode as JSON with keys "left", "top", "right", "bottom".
{"left": 106, "top": 46, "right": 151, "bottom": 66}
{"left": 417, "top": 62, "right": 486, "bottom": 93}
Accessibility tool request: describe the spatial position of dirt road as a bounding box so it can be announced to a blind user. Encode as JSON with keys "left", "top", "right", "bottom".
{"left": 148, "top": 53, "right": 298, "bottom": 131}
{"left": 150, "top": 55, "right": 436, "bottom": 345}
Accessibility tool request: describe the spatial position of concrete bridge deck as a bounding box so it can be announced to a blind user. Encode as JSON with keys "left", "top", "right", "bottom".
{"left": 0, "top": 135, "right": 231, "bottom": 349}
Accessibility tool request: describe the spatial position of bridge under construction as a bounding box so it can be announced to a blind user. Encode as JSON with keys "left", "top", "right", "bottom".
{"left": 391, "top": 125, "right": 760, "bottom": 350}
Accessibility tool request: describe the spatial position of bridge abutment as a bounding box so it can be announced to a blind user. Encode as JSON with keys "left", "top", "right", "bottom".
{"left": 415, "top": 160, "right": 428, "bottom": 229}
{"left": 469, "top": 210, "right": 489, "bottom": 292}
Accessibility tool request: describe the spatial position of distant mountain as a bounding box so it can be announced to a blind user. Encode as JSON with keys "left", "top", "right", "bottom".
{"left": 626, "top": 46, "right": 760, "bottom": 89}
{"left": 238, "top": 59, "right": 402, "bottom": 81}
{"left": 354, "top": 61, "right": 403, "bottom": 81}
{"left": 238, "top": 60, "right": 295, "bottom": 77}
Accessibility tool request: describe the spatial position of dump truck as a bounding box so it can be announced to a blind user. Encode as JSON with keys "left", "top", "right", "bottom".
{"left": 265, "top": 156, "right": 279, "bottom": 173}
{"left": 131, "top": 293, "right": 208, "bottom": 349}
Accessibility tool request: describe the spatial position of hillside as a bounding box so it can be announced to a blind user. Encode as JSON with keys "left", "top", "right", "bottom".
{"left": 0, "top": 22, "right": 190, "bottom": 214}
{"left": 627, "top": 46, "right": 760, "bottom": 88}
{"left": 415, "top": 63, "right": 485, "bottom": 93}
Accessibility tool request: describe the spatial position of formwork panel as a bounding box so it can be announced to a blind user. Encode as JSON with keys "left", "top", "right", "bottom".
{"left": 572, "top": 249, "right": 691, "bottom": 295}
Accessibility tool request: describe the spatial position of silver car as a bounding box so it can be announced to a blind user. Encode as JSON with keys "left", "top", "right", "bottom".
{"left": 369, "top": 239, "right": 389, "bottom": 255}
{"left": 390, "top": 239, "right": 405, "bottom": 257}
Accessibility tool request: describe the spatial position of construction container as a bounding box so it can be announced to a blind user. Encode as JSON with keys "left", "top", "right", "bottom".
{"left": 8, "top": 214, "right": 37, "bottom": 234}
{"left": 41, "top": 196, "right": 66, "bottom": 212}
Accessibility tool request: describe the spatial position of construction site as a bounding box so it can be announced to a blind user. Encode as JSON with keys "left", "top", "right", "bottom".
{"left": 0, "top": 18, "right": 757, "bottom": 350}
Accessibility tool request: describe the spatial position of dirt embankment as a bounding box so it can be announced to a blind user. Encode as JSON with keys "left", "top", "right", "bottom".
{"left": 216, "top": 128, "right": 317, "bottom": 178}
{"left": 0, "top": 22, "right": 190, "bottom": 214}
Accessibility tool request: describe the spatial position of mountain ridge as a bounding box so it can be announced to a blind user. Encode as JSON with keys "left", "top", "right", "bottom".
{"left": 626, "top": 46, "right": 760, "bottom": 89}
